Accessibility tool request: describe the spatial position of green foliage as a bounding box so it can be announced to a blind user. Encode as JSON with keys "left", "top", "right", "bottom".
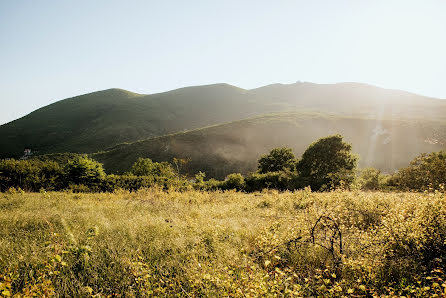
{"left": 101, "top": 175, "right": 155, "bottom": 192}
{"left": 358, "top": 168, "right": 390, "bottom": 191}
{"left": 192, "top": 171, "right": 207, "bottom": 190}
{"left": 220, "top": 173, "right": 245, "bottom": 191}
{"left": 257, "top": 147, "right": 297, "bottom": 173}
{"left": 0, "top": 156, "right": 184, "bottom": 193}
{"left": 130, "top": 158, "right": 176, "bottom": 179}
{"left": 298, "top": 135, "right": 358, "bottom": 191}
{"left": 245, "top": 170, "right": 300, "bottom": 192}
{"left": 0, "top": 159, "right": 64, "bottom": 191}
{"left": 130, "top": 158, "right": 156, "bottom": 176}
{"left": 391, "top": 150, "right": 446, "bottom": 191}
{"left": 64, "top": 156, "right": 105, "bottom": 188}
{"left": 195, "top": 171, "right": 206, "bottom": 184}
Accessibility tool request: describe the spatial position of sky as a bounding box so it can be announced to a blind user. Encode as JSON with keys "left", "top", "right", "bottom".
{"left": 1, "top": 0, "right": 446, "bottom": 125}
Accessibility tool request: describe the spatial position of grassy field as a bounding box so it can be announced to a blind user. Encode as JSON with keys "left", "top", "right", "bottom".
{"left": 0, "top": 189, "right": 445, "bottom": 297}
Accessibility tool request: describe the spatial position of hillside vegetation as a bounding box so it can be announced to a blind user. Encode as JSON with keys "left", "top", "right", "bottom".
{"left": 1, "top": 189, "right": 445, "bottom": 296}
{"left": 1, "top": 82, "right": 446, "bottom": 159}
{"left": 93, "top": 112, "right": 446, "bottom": 178}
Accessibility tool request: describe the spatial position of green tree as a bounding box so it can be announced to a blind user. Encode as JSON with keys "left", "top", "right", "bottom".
{"left": 130, "top": 158, "right": 155, "bottom": 176}
{"left": 130, "top": 158, "right": 176, "bottom": 179}
{"left": 297, "top": 135, "right": 357, "bottom": 191}
{"left": 391, "top": 150, "right": 446, "bottom": 191}
{"left": 257, "top": 147, "right": 297, "bottom": 173}
{"left": 65, "top": 156, "right": 105, "bottom": 187}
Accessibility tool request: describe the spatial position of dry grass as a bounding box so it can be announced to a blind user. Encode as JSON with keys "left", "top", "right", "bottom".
{"left": 0, "top": 188, "right": 445, "bottom": 297}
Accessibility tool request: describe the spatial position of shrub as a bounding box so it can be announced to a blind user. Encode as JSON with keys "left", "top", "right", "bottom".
{"left": 101, "top": 175, "right": 155, "bottom": 192}
{"left": 391, "top": 150, "right": 446, "bottom": 191}
{"left": 0, "top": 159, "right": 64, "bottom": 191}
{"left": 358, "top": 168, "right": 390, "bottom": 191}
{"left": 220, "top": 173, "right": 245, "bottom": 191}
{"left": 245, "top": 170, "right": 299, "bottom": 192}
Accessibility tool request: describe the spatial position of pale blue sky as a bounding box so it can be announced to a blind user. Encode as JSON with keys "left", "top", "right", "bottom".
{"left": 1, "top": 0, "right": 446, "bottom": 124}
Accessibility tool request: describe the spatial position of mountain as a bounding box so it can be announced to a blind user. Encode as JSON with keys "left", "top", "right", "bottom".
{"left": 1, "top": 82, "right": 446, "bottom": 159}
{"left": 92, "top": 112, "right": 446, "bottom": 178}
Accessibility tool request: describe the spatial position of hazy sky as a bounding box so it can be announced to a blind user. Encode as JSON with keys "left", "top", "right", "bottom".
{"left": 1, "top": 0, "right": 446, "bottom": 125}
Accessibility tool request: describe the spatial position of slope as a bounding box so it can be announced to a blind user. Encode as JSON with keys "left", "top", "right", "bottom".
{"left": 92, "top": 112, "right": 446, "bottom": 178}
{"left": 1, "top": 82, "right": 446, "bottom": 158}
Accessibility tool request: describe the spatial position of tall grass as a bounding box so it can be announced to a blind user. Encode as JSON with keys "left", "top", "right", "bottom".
{"left": 0, "top": 188, "right": 445, "bottom": 296}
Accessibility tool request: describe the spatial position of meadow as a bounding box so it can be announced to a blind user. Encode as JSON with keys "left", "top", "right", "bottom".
{"left": 1, "top": 188, "right": 445, "bottom": 297}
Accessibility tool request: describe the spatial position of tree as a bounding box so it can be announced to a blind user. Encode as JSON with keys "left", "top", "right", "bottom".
{"left": 130, "top": 158, "right": 176, "bottom": 179}
{"left": 130, "top": 158, "right": 155, "bottom": 176}
{"left": 297, "top": 135, "right": 357, "bottom": 191}
{"left": 65, "top": 156, "right": 105, "bottom": 187}
{"left": 257, "top": 147, "right": 297, "bottom": 173}
{"left": 391, "top": 150, "right": 446, "bottom": 191}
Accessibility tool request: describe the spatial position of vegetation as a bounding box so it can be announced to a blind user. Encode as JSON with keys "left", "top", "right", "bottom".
{"left": 0, "top": 159, "right": 64, "bottom": 191}
{"left": 1, "top": 130, "right": 445, "bottom": 295}
{"left": 257, "top": 147, "right": 297, "bottom": 173}
{"left": 0, "top": 157, "right": 184, "bottom": 193}
{"left": 2, "top": 83, "right": 446, "bottom": 175}
{"left": 390, "top": 150, "right": 446, "bottom": 191}
{"left": 91, "top": 112, "right": 446, "bottom": 179}
{"left": 130, "top": 158, "right": 176, "bottom": 179}
{"left": 1, "top": 135, "right": 445, "bottom": 193}
{"left": 297, "top": 135, "right": 358, "bottom": 191}
{"left": 64, "top": 156, "right": 106, "bottom": 189}
{"left": 357, "top": 168, "right": 390, "bottom": 191}
{"left": 0, "top": 189, "right": 444, "bottom": 296}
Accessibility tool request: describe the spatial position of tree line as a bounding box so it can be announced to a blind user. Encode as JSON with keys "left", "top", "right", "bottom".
{"left": 0, "top": 135, "right": 444, "bottom": 193}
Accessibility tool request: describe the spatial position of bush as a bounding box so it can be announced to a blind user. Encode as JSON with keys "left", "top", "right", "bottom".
{"left": 245, "top": 170, "right": 300, "bottom": 192}
{"left": 220, "top": 173, "right": 245, "bottom": 191}
{"left": 380, "top": 195, "right": 446, "bottom": 282}
{"left": 390, "top": 150, "right": 446, "bottom": 191}
{"left": 298, "top": 135, "right": 357, "bottom": 191}
{"left": 100, "top": 175, "right": 154, "bottom": 192}
{"left": 0, "top": 159, "right": 64, "bottom": 191}
{"left": 358, "top": 168, "right": 390, "bottom": 191}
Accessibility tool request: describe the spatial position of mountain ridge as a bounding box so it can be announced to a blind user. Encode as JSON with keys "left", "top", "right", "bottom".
{"left": 1, "top": 81, "right": 445, "bottom": 162}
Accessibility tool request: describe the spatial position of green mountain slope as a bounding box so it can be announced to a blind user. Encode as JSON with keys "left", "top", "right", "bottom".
{"left": 1, "top": 82, "right": 446, "bottom": 158}
{"left": 92, "top": 112, "right": 446, "bottom": 178}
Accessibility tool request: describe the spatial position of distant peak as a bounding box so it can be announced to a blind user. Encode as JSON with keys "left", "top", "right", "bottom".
{"left": 155, "top": 83, "right": 246, "bottom": 96}
{"left": 97, "top": 88, "right": 142, "bottom": 97}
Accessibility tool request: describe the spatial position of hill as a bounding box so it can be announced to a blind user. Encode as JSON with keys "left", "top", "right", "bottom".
{"left": 92, "top": 112, "right": 446, "bottom": 178}
{"left": 1, "top": 82, "right": 446, "bottom": 158}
